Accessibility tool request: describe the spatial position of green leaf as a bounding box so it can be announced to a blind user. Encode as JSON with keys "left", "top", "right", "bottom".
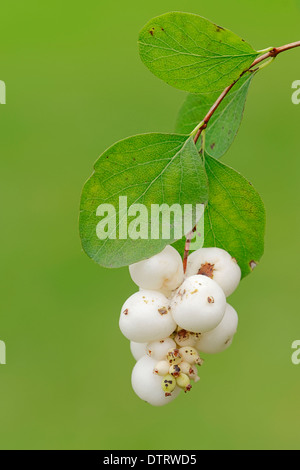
{"left": 138, "top": 12, "right": 258, "bottom": 94}
{"left": 80, "top": 134, "right": 209, "bottom": 268}
{"left": 175, "top": 72, "right": 255, "bottom": 159}
{"left": 204, "top": 155, "right": 266, "bottom": 278}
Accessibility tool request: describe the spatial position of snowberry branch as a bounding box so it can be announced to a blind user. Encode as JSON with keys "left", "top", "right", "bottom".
{"left": 193, "top": 41, "right": 300, "bottom": 145}
{"left": 182, "top": 41, "right": 300, "bottom": 271}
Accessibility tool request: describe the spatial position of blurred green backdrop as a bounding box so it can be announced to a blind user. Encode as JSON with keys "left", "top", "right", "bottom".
{"left": 0, "top": 0, "right": 299, "bottom": 450}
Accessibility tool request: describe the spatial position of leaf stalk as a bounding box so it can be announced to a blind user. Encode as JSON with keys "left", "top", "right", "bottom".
{"left": 193, "top": 40, "right": 300, "bottom": 145}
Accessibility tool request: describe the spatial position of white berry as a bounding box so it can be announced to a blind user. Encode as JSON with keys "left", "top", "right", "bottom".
{"left": 130, "top": 341, "right": 147, "bottom": 361}
{"left": 195, "top": 303, "right": 238, "bottom": 354}
{"left": 171, "top": 275, "right": 226, "bottom": 333}
{"left": 174, "top": 329, "right": 197, "bottom": 347}
{"left": 146, "top": 338, "right": 176, "bottom": 360}
{"left": 186, "top": 247, "right": 241, "bottom": 297}
{"left": 153, "top": 360, "right": 170, "bottom": 376}
{"left": 119, "top": 290, "right": 176, "bottom": 343}
{"left": 179, "top": 347, "right": 203, "bottom": 366}
{"left": 131, "top": 356, "right": 181, "bottom": 406}
{"left": 129, "top": 245, "right": 184, "bottom": 293}
{"left": 176, "top": 373, "right": 192, "bottom": 392}
{"left": 166, "top": 348, "right": 182, "bottom": 365}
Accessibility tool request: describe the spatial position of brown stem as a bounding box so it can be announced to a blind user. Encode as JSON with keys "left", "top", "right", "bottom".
{"left": 183, "top": 227, "right": 196, "bottom": 273}
{"left": 193, "top": 41, "right": 300, "bottom": 144}
{"left": 183, "top": 40, "right": 300, "bottom": 268}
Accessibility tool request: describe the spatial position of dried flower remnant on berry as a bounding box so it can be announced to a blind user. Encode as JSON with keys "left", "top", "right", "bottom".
{"left": 169, "top": 364, "right": 181, "bottom": 377}
{"left": 158, "top": 307, "right": 168, "bottom": 315}
{"left": 198, "top": 263, "right": 215, "bottom": 279}
{"left": 166, "top": 348, "right": 182, "bottom": 365}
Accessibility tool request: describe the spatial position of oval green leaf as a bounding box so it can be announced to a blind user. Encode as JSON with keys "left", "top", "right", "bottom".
{"left": 204, "top": 155, "right": 266, "bottom": 278}
{"left": 175, "top": 72, "right": 255, "bottom": 159}
{"left": 139, "top": 12, "right": 258, "bottom": 94}
{"left": 80, "top": 134, "right": 209, "bottom": 268}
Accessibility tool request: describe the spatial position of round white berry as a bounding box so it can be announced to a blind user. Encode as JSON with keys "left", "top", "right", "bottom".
{"left": 180, "top": 363, "right": 200, "bottom": 382}
{"left": 174, "top": 329, "right": 197, "bottom": 348}
{"left": 129, "top": 245, "right": 184, "bottom": 293}
{"left": 153, "top": 360, "right": 170, "bottom": 376}
{"left": 186, "top": 247, "right": 241, "bottom": 297}
{"left": 130, "top": 341, "right": 147, "bottom": 361}
{"left": 169, "top": 363, "right": 181, "bottom": 378}
{"left": 131, "top": 356, "right": 181, "bottom": 406}
{"left": 161, "top": 374, "right": 177, "bottom": 394}
{"left": 178, "top": 347, "right": 203, "bottom": 366}
{"left": 176, "top": 373, "right": 192, "bottom": 392}
{"left": 146, "top": 338, "right": 176, "bottom": 361}
{"left": 119, "top": 290, "right": 176, "bottom": 343}
{"left": 195, "top": 303, "right": 238, "bottom": 354}
{"left": 171, "top": 275, "right": 226, "bottom": 333}
{"left": 166, "top": 348, "right": 182, "bottom": 365}
{"left": 139, "top": 286, "right": 174, "bottom": 299}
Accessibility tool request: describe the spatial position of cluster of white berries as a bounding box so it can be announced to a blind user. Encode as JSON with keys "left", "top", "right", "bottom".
{"left": 119, "top": 246, "right": 241, "bottom": 406}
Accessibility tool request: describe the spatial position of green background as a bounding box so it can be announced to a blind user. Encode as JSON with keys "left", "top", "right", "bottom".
{"left": 0, "top": 0, "right": 299, "bottom": 451}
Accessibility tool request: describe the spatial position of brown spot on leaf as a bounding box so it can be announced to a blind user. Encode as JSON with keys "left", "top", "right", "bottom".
{"left": 210, "top": 143, "right": 216, "bottom": 150}
{"left": 214, "top": 24, "right": 225, "bottom": 32}
{"left": 149, "top": 27, "right": 155, "bottom": 36}
{"left": 198, "top": 262, "right": 215, "bottom": 279}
